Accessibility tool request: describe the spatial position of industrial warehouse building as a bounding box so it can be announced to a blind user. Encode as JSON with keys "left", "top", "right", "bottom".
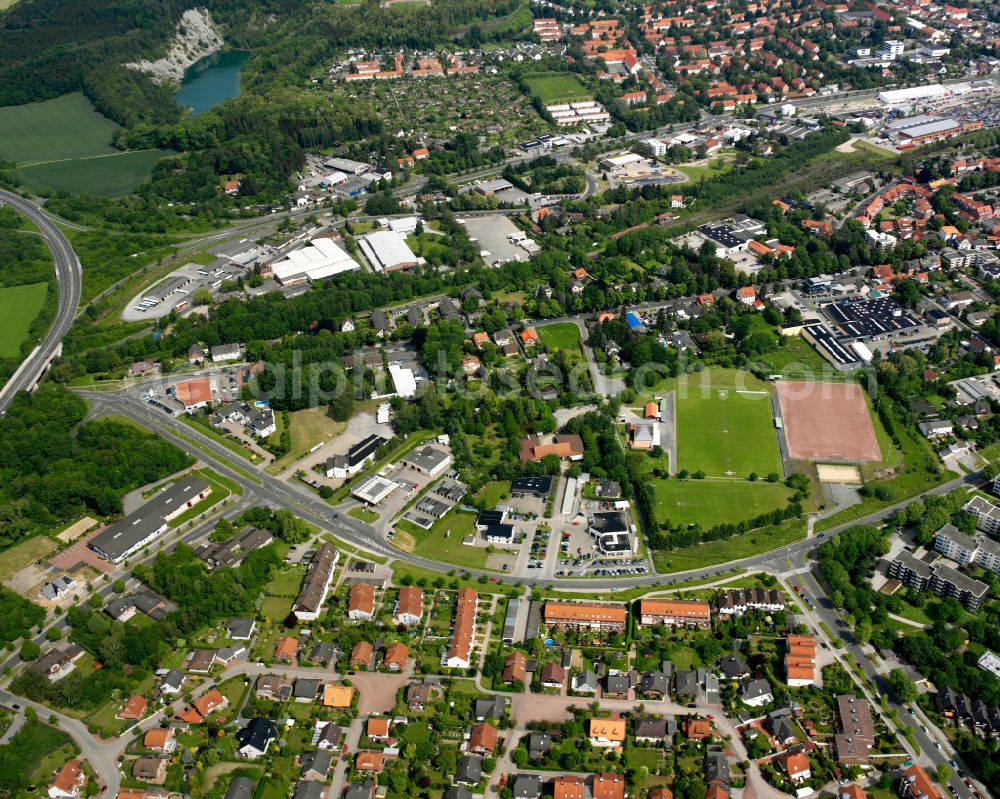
{"left": 268, "top": 237, "right": 361, "bottom": 285}
{"left": 877, "top": 84, "right": 951, "bottom": 105}
{"left": 89, "top": 476, "right": 212, "bottom": 563}
{"left": 359, "top": 231, "right": 420, "bottom": 272}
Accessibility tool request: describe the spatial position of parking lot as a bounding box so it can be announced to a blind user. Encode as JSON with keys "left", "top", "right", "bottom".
{"left": 122, "top": 260, "right": 244, "bottom": 322}
{"left": 461, "top": 215, "right": 531, "bottom": 264}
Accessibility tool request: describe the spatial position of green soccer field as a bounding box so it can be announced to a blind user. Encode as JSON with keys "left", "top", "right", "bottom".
{"left": 523, "top": 72, "right": 591, "bottom": 104}
{"left": 0, "top": 282, "right": 48, "bottom": 358}
{"left": 650, "top": 478, "right": 794, "bottom": 528}
{"left": 0, "top": 93, "right": 119, "bottom": 164}
{"left": 14, "top": 149, "right": 173, "bottom": 197}
{"left": 675, "top": 384, "right": 782, "bottom": 477}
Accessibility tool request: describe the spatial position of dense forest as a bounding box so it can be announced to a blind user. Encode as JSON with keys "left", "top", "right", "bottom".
{"left": 0, "top": 387, "right": 192, "bottom": 549}
{"left": 0, "top": 586, "right": 45, "bottom": 647}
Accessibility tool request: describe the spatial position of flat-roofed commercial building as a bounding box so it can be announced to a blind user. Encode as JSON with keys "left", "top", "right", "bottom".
{"left": 359, "top": 231, "right": 419, "bottom": 272}
{"left": 269, "top": 238, "right": 361, "bottom": 285}
{"left": 89, "top": 476, "right": 211, "bottom": 563}
{"left": 351, "top": 475, "right": 399, "bottom": 505}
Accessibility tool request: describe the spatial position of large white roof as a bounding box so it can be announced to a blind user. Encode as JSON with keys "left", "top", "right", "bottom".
{"left": 359, "top": 230, "right": 419, "bottom": 272}
{"left": 388, "top": 364, "right": 417, "bottom": 397}
{"left": 877, "top": 84, "right": 951, "bottom": 104}
{"left": 270, "top": 237, "right": 360, "bottom": 283}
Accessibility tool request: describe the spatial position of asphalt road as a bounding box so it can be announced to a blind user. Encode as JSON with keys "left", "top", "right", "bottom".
{"left": 79, "top": 389, "right": 979, "bottom": 590}
{"left": 0, "top": 190, "right": 81, "bottom": 414}
{"left": 790, "top": 560, "right": 989, "bottom": 799}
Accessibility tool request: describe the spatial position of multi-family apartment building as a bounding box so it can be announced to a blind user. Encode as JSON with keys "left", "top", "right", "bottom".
{"left": 542, "top": 602, "right": 627, "bottom": 632}
{"left": 935, "top": 522, "right": 1000, "bottom": 575}
{"left": 637, "top": 599, "right": 711, "bottom": 627}
{"left": 889, "top": 549, "right": 988, "bottom": 610}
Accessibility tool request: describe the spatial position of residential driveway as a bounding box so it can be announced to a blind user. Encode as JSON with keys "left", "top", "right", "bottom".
{"left": 554, "top": 404, "right": 596, "bottom": 426}
{"left": 0, "top": 709, "right": 25, "bottom": 745}
{"left": 350, "top": 668, "right": 411, "bottom": 715}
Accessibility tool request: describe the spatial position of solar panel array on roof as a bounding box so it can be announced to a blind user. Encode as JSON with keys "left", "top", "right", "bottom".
{"left": 824, "top": 298, "right": 921, "bottom": 339}
{"left": 697, "top": 223, "right": 746, "bottom": 250}
{"left": 803, "top": 323, "right": 859, "bottom": 366}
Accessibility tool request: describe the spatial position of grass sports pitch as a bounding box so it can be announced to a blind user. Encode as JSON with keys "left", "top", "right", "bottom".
{"left": 0, "top": 282, "right": 48, "bottom": 358}
{"left": 675, "top": 384, "right": 782, "bottom": 477}
{"left": 650, "top": 477, "right": 793, "bottom": 527}
{"left": 523, "top": 72, "right": 591, "bottom": 104}
{"left": 0, "top": 93, "right": 118, "bottom": 164}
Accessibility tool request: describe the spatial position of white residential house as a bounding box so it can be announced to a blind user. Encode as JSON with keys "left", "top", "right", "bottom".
{"left": 740, "top": 678, "right": 774, "bottom": 708}
{"left": 210, "top": 343, "right": 242, "bottom": 363}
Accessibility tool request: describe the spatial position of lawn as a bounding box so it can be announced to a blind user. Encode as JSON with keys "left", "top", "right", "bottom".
{"left": 652, "top": 517, "right": 806, "bottom": 574}
{"left": 21, "top": 721, "right": 78, "bottom": 787}
{"left": 260, "top": 595, "right": 294, "bottom": 621}
{"left": 0, "top": 534, "right": 57, "bottom": 579}
{"left": 0, "top": 282, "right": 48, "bottom": 357}
{"left": 472, "top": 480, "right": 508, "bottom": 508}
{"left": 537, "top": 321, "right": 581, "bottom": 353}
{"left": 624, "top": 746, "right": 663, "bottom": 770}
{"left": 266, "top": 567, "right": 306, "bottom": 597}
{"left": 753, "top": 338, "right": 834, "bottom": 379}
{"left": 0, "top": 93, "right": 118, "bottom": 164}
{"left": 14, "top": 149, "right": 173, "bottom": 198}
{"left": 197, "top": 466, "right": 244, "bottom": 497}
{"left": 86, "top": 698, "right": 129, "bottom": 737}
{"left": 650, "top": 477, "right": 794, "bottom": 527}
{"left": 523, "top": 72, "right": 591, "bottom": 104}
{"left": 675, "top": 379, "right": 781, "bottom": 477}
{"left": 349, "top": 507, "right": 380, "bottom": 523}
{"left": 675, "top": 154, "right": 737, "bottom": 182}
{"left": 407, "top": 230, "right": 452, "bottom": 262}
{"left": 396, "top": 510, "right": 490, "bottom": 570}
{"left": 266, "top": 407, "right": 347, "bottom": 474}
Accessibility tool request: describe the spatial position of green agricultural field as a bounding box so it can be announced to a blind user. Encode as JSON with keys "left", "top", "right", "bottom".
{"left": 537, "top": 321, "right": 581, "bottom": 352}
{"left": 0, "top": 93, "right": 118, "bottom": 164}
{"left": 0, "top": 282, "right": 48, "bottom": 357}
{"left": 650, "top": 477, "right": 794, "bottom": 528}
{"left": 14, "top": 149, "right": 173, "bottom": 197}
{"left": 675, "top": 383, "right": 781, "bottom": 477}
{"left": 523, "top": 72, "right": 591, "bottom": 104}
